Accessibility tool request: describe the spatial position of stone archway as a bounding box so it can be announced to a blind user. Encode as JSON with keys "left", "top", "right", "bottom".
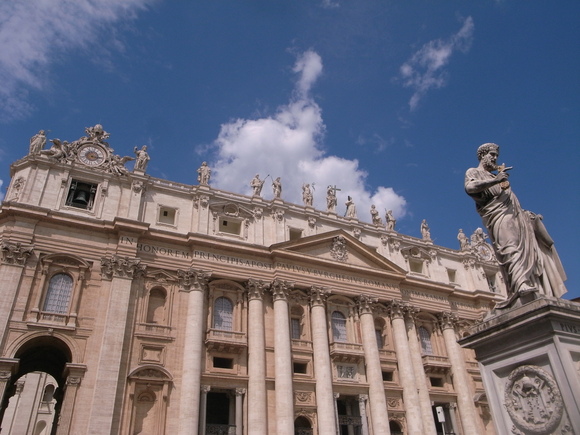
{"left": 0, "top": 336, "right": 73, "bottom": 435}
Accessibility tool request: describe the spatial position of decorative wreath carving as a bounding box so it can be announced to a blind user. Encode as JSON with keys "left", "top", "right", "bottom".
{"left": 504, "top": 365, "right": 564, "bottom": 434}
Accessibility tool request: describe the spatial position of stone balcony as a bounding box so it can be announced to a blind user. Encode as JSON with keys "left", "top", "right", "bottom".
{"left": 291, "top": 338, "right": 313, "bottom": 351}
{"left": 422, "top": 354, "right": 452, "bottom": 374}
{"left": 135, "top": 322, "right": 174, "bottom": 341}
{"left": 330, "top": 341, "right": 365, "bottom": 363}
{"left": 205, "top": 328, "right": 247, "bottom": 354}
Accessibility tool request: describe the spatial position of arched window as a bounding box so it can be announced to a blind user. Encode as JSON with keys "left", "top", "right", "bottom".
{"left": 43, "top": 274, "right": 73, "bottom": 314}
{"left": 419, "top": 326, "right": 434, "bottom": 355}
{"left": 42, "top": 384, "right": 55, "bottom": 403}
{"left": 389, "top": 420, "right": 403, "bottom": 435}
{"left": 146, "top": 288, "right": 166, "bottom": 324}
{"left": 331, "top": 311, "right": 347, "bottom": 342}
{"left": 213, "top": 297, "right": 233, "bottom": 331}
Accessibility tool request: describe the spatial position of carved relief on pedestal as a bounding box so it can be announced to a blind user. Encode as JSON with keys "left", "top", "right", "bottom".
{"left": 504, "top": 365, "right": 564, "bottom": 435}
{"left": 294, "top": 391, "right": 314, "bottom": 405}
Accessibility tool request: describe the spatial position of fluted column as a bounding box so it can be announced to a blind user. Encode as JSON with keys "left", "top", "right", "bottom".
{"left": 357, "top": 295, "right": 390, "bottom": 435}
{"left": 88, "top": 255, "right": 146, "bottom": 435}
{"left": 177, "top": 269, "right": 211, "bottom": 435}
{"left": 309, "top": 286, "right": 337, "bottom": 434}
{"left": 404, "top": 307, "right": 437, "bottom": 435}
{"left": 439, "top": 312, "right": 479, "bottom": 435}
{"left": 0, "top": 242, "right": 33, "bottom": 341}
{"left": 246, "top": 279, "right": 268, "bottom": 435}
{"left": 235, "top": 388, "right": 246, "bottom": 435}
{"left": 388, "top": 300, "right": 424, "bottom": 435}
{"left": 271, "top": 279, "right": 295, "bottom": 435}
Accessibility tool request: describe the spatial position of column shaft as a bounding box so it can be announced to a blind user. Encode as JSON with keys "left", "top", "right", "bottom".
{"left": 272, "top": 281, "right": 294, "bottom": 435}
{"left": 441, "top": 323, "right": 479, "bottom": 435}
{"left": 359, "top": 309, "right": 390, "bottom": 434}
{"left": 310, "top": 288, "right": 337, "bottom": 434}
{"left": 247, "top": 282, "right": 268, "bottom": 435}
{"left": 390, "top": 313, "right": 424, "bottom": 435}
{"left": 235, "top": 388, "right": 245, "bottom": 435}
{"left": 405, "top": 314, "right": 437, "bottom": 435}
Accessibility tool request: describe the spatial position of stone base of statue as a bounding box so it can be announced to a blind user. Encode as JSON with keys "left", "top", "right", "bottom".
{"left": 459, "top": 293, "right": 580, "bottom": 435}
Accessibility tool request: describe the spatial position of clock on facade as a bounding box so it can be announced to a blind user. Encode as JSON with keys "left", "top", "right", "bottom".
{"left": 475, "top": 244, "right": 493, "bottom": 261}
{"left": 78, "top": 144, "right": 106, "bottom": 167}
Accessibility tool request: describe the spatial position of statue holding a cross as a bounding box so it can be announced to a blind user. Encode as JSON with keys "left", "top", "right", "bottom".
{"left": 326, "top": 185, "right": 340, "bottom": 212}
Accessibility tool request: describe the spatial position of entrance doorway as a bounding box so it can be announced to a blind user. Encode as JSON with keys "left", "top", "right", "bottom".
{"left": 0, "top": 336, "right": 71, "bottom": 435}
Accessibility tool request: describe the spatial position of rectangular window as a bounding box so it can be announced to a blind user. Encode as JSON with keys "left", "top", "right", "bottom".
{"left": 430, "top": 377, "right": 444, "bottom": 387}
{"left": 289, "top": 228, "right": 302, "bottom": 241}
{"left": 213, "top": 357, "right": 233, "bottom": 369}
{"left": 65, "top": 180, "right": 97, "bottom": 210}
{"left": 291, "top": 318, "right": 302, "bottom": 339}
{"left": 382, "top": 371, "right": 393, "bottom": 382}
{"left": 158, "top": 207, "right": 177, "bottom": 225}
{"left": 293, "top": 362, "right": 308, "bottom": 374}
{"left": 486, "top": 273, "right": 497, "bottom": 292}
{"left": 219, "top": 219, "right": 242, "bottom": 235}
{"left": 409, "top": 260, "right": 423, "bottom": 274}
{"left": 447, "top": 269, "right": 456, "bottom": 283}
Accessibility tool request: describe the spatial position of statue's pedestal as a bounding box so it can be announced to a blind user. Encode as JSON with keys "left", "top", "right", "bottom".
{"left": 459, "top": 295, "right": 580, "bottom": 435}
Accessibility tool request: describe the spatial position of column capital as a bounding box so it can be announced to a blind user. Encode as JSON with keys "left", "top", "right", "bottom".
{"left": 403, "top": 305, "right": 421, "bottom": 322}
{"left": 309, "top": 286, "right": 330, "bottom": 307}
{"left": 388, "top": 299, "right": 408, "bottom": 320}
{"left": 270, "top": 279, "right": 294, "bottom": 301}
{"left": 177, "top": 268, "right": 211, "bottom": 292}
{"left": 356, "top": 294, "right": 378, "bottom": 316}
{"left": 358, "top": 394, "right": 368, "bottom": 403}
{"left": 246, "top": 278, "right": 269, "bottom": 300}
{"left": 100, "top": 255, "right": 146, "bottom": 280}
{"left": 201, "top": 385, "right": 211, "bottom": 393}
{"left": 235, "top": 387, "right": 246, "bottom": 396}
{"left": 1, "top": 241, "right": 33, "bottom": 266}
{"left": 438, "top": 311, "right": 459, "bottom": 331}
{"left": 333, "top": 392, "right": 340, "bottom": 399}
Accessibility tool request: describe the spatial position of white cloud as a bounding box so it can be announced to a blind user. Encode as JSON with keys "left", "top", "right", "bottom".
{"left": 211, "top": 50, "right": 407, "bottom": 222}
{"left": 400, "top": 16, "right": 474, "bottom": 111}
{"left": 0, "top": 0, "right": 155, "bottom": 120}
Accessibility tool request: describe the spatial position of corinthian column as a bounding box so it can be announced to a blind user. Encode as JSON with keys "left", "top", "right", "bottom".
{"left": 271, "top": 279, "right": 295, "bottom": 435}
{"left": 356, "top": 295, "right": 390, "bottom": 435}
{"left": 388, "top": 300, "right": 424, "bottom": 435}
{"left": 309, "top": 286, "right": 337, "bottom": 434}
{"left": 177, "top": 269, "right": 211, "bottom": 435}
{"left": 404, "top": 307, "right": 437, "bottom": 435}
{"left": 88, "top": 256, "right": 146, "bottom": 435}
{"left": 246, "top": 279, "right": 269, "bottom": 435}
{"left": 438, "top": 312, "right": 479, "bottom": 435}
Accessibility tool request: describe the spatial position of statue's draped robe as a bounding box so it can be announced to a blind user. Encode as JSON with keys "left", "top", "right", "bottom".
{"left": 465, "top": 167, "right": 566, "bottom": 297}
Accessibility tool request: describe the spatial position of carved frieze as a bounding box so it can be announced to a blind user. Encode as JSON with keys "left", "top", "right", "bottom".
{"left": 330, "top": 235, "right": 348, "bottom": 262}
{"left": 1, "top": 242, "right": 33, "bottom": 266}
{"left": 100, "top": 255, "right": 146, "bottom": 280}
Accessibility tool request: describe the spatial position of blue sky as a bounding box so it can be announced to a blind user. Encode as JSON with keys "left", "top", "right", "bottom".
{"left": 1, "top": 1, "right": 578, "bottom": 299}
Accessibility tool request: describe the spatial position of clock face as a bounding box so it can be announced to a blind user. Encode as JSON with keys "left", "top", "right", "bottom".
{"left": 476, "top": 244, "right": 493, "bottom": 261}
{"left": 78, "top": 145, "right": 106, "bottom": 167}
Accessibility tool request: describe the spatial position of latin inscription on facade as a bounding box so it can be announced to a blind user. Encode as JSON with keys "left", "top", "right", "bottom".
{"left": 120, "top": 237, "right": 190, "bottom": 258}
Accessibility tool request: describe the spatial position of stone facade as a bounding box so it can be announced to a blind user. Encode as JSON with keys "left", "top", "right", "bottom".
{"left": 0, "top": 128, "right": 505, "bottom": 434}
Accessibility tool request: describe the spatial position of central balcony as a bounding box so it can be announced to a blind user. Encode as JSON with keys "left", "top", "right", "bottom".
{"left": 206, "top": 328, "right": 247, "bottom": 354}
{"left": 330, "top": 341, "right": 365, "bottom": 363}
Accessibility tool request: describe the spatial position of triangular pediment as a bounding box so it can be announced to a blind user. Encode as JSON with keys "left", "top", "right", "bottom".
{"left": 270, "top": 229, "right": 406, "bottom": 277}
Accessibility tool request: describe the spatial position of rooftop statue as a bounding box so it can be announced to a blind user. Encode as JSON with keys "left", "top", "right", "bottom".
{"left": 457, "top": 229, "right": 470, "bottom": 251}
{"left": 272, "top": 177, "right": 282, "bottom": 198}
{"left": 421, "top": 219, "right": 431, "bottom": 241}
{"left": 302, "top": 183, "right": 313, "bottom": 206}
{"left": 465, "top": 143, "right": 567, "bottom": 300}
{"left": 133, "top": 146, "right": 150, "bottom": 172}
{"left": 250, "top": 174, "right": 265, "bottom": 196}
{"left": 385, "top": 210, "right": 396, "bottom": 231}
{"left": 345, "top": 196, "right": 357, "bottom": 218}
{"left": 326, "top": 185, "right": 339, "bottom": 212}
{"left": 370, "top": 205, "right": 382, "bottom": 225}
{"left": 197, "top": 162, "right": 211, "bottom": 185}
{"left": 29, "top": 130, "right": 47, "bottom": 155}
{"left": 40, "top": 138, "right": 69, "bottom": 162}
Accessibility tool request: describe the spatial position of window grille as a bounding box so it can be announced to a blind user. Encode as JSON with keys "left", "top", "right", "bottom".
{"left": 213, "top": 297, "right": 233, "bottom": 331}
{"left": 331, "top": 311, "right": 348, "bottom": 342}
{"left": 43, "top": 273, "right": 73, "bottom": 314}
{"left": 419, "top": 326, "right": 434, "bottom": 355}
